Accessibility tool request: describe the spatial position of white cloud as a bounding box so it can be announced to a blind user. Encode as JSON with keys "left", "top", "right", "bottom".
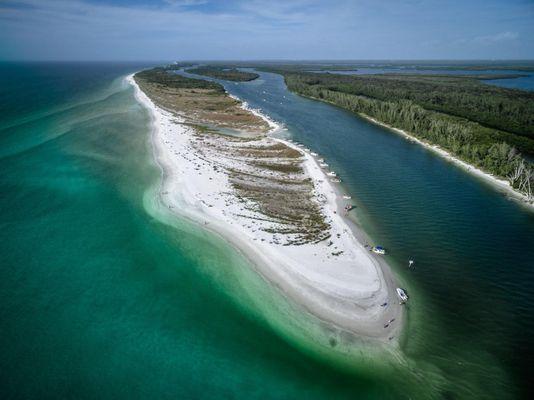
{"left": 0, "top": 0, "right": 532, "bottom": 60}
{"left": 472, "top": 31, "right": 519, "bottom": 45}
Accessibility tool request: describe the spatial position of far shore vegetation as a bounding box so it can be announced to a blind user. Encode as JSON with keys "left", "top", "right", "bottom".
{"left": 136, "top": 67, "right": 224, "bottom": 92}
{"left": 257, "top": 66, "right": 534, "bottom": 201}
{"left": 187, "top": 66, "right": 259, "bottom": 82}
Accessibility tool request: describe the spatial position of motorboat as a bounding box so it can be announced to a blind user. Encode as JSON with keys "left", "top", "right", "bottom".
{"left": 372, "top": 246, "right": 386, "bottom": 255}
{"left": 396, "top": 288, "right": 408, "bottom": 302}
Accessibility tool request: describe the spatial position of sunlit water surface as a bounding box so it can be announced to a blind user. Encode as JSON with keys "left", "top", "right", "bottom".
{"left": 1, "top": 62, "right": 533, "bottom": 400}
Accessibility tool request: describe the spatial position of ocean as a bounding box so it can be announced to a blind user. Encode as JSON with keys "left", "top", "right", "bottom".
{"left": 1, "top": 62, "right": 533, "bottom": 399}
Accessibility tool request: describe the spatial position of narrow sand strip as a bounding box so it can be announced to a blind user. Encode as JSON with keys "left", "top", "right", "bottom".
{"left": 298, "top": 94, "right": 534, "bottom": 210}
{"left": 128, "top": 74, "right": 404, "bottom": 342}
{"left": 362, "top": 115, "right": 534, "bottom": 210}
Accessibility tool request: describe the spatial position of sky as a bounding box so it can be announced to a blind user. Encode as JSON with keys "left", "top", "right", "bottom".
{"left": 0, "top": 0, "right": 533, "bottom": 61}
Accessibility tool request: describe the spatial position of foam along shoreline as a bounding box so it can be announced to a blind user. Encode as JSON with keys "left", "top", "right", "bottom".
{"left": 127, "top": 73, "right": 404, "bottom": 343}
{"left": 361, "top": 115, "right": 534, "bottom": 210}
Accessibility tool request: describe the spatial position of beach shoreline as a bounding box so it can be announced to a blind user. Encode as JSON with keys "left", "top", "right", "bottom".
{"left": 127, "top": 73, "right": 404, "bottom": 345}
{"left": 362, "top": 115, "right": 534, "bottom": 210}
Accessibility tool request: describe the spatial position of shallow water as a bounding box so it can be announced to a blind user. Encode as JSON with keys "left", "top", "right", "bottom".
{"left": 0, "top": 62, "right": 412, "bottom": 400}
{"left": 1, "top": 62, "right": 533, "bottom": 400}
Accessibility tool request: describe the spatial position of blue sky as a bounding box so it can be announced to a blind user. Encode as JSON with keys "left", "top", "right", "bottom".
{"left": 1, "top": 0, "right": 533, "bottom": 61}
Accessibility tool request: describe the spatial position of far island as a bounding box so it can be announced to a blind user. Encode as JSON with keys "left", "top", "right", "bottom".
{"left": 187, "top": 66, "right": 259, "bottom": 82}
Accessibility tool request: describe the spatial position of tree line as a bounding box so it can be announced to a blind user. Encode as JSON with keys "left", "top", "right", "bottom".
{"left": 282, "top": 73, "right": 534, "bottom": 201}
{"left": 188, "top": 66, "right": 259, "bottom": 82}
{"left": 279, "top": 72, "right": 534, "bottom": 144}
{"left": 136, "top": 68, "right": 224, "bottom": 92}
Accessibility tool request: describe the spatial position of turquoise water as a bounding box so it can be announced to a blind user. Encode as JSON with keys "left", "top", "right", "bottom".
{"left": 0, "top": 62, "right": 377, "bottom": 399}
{"left": 1, "top": 63, "right": 533, "bottom": 399}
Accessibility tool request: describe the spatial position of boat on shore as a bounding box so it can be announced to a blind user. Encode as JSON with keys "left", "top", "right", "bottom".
{"left": 372, "top": 246, "right": 386, "bottom": 255}
{"left": 396, "top": 288, "right": 408, "bottom": 302}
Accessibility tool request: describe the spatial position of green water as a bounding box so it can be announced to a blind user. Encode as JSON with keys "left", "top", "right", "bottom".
{"left": 1, "top": 62, "right": 533, "bottom": 399}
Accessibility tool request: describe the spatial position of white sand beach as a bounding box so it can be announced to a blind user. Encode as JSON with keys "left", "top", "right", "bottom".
{"left": 128, "top": 74, "right": 404, "bottom": 342}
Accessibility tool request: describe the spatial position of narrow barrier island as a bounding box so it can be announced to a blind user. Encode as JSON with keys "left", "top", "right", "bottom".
{"left": 130, "top": 67, "right": 405, "bottom": 348}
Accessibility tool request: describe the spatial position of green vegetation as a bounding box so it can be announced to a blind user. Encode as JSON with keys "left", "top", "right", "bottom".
{"left": 136, "top": 67, "right": 224, "bottom": 92}
{"left": 275, "top": 70, "right": 534, "bottom": 200}
{"left": 188, "top": 66, "right": 259, "bottom": 82}
{"left": 281, "top": 72, "right": 534, "bottom": 141}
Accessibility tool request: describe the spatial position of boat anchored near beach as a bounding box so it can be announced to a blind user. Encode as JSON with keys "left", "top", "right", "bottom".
{"left": 396, "top": 288, "right": 409, "bottom": 303}
{"left": 372, "top": 246, "right": 386, "bottom": 255}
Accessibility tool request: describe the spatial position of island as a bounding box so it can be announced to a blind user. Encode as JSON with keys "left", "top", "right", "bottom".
{"left": 128, "top": 67, "right": 405, "bottom": 346}
{"left": 187, "top": 66, "right": 260, "bottom": 81}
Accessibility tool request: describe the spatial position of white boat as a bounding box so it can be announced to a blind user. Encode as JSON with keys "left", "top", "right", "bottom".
{"left": 331, "top": 178, "right": 341, "bottom": 183}
{"left": 318, "top": 158, "right": 325, "bottom": 162}
{"left": 342, "top": 195, "right": 352, "bottom": 200}
{"left": 320, "top": 163, "right": 329, "bottom": 168}
{"left": 327, "top": 171, "right": 337, "bottom": 177}
{"left": 372, "top": 246, "right": 386, "bottom": 255}
{"left": 311, "top": 152, "right": 318, "bottom": 156}
{"left": 396, "top": 288, "right": 408, "bottom": 302}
